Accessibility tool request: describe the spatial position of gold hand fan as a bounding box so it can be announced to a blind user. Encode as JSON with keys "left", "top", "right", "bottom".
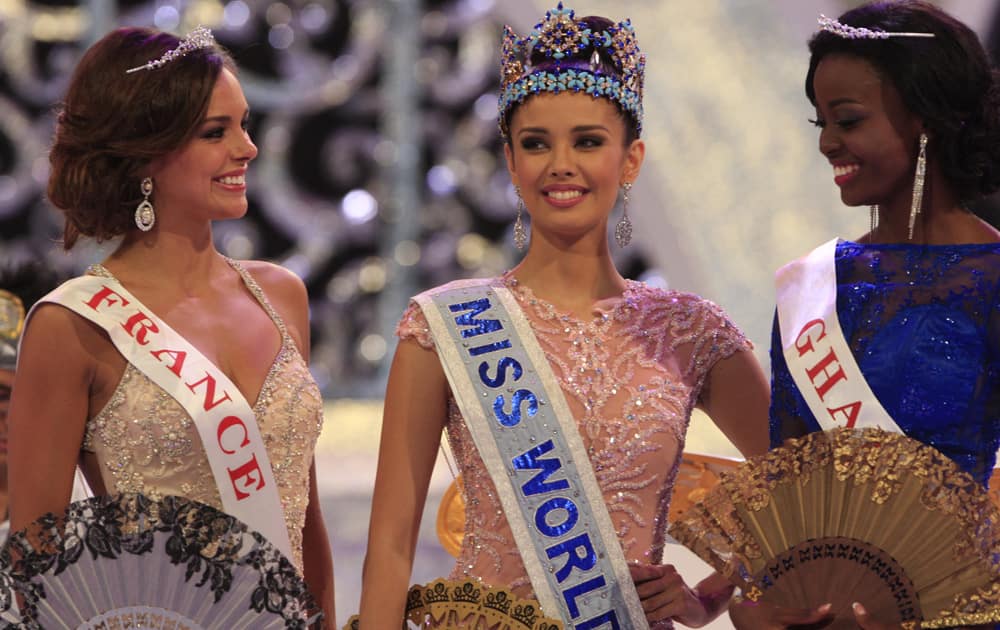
{"left": 0, "top": 493, "right": 318, "bottom": 629}
{"left": 669, "top": 427, "right": 1000, "bottom": 629}
{"left": 666, "top": 452, "right": 741, "bottom": 521}
{"left": 343, "top": 578, "right": 563, "bottom": 630}
{"left": 436, "top": 476, "right": 465, "bottom": 558}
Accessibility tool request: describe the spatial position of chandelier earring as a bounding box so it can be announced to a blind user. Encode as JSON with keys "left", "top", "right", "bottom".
{"left": 513, "top": 186, "right": 528, "bottom": 250}
{"left": 615, "top": 182, "right": 633, "bottom": 248}
{"left": 869, "top": 204, "right": 879, "bottom": 237}
{"left": 908, "top": 133, "right": 928, "bottom": 240}
{"left": 134, "top": 177, "right": 155, "bottom": 232}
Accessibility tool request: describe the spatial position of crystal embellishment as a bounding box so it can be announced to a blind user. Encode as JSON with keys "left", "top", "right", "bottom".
{"left": 125, "top": 26, "right": 217, "bottom": 74}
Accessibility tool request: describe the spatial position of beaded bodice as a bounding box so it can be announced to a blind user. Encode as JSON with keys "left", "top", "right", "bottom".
{"left": 770, "top": 240, "right": 1000, "bottom": 486}
{"left": 399, "top": 274, "right": 750, "bottom": 594}
{"left": 80, "top": 260, "right": 323, "bottom": 571}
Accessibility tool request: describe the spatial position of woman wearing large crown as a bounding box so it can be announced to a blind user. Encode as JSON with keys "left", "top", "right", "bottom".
{"left": 358, "top": 4, "right": 772, "bottom": 628}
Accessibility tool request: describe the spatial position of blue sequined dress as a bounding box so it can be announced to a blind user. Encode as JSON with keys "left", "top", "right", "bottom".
{"left": 769, "top": 239, "right": 1000, "bottom": 487}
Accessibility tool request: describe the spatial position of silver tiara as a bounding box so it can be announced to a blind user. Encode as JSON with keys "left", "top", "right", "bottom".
{"left": 125, "top": 26, "right": 216, "bottom": 74}
{"left": 818, "top": 14, "right": 935, "bottom": 40}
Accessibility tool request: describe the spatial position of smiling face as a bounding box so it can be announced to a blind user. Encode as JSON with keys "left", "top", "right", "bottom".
{"left": 811, "top": 54, "right": 923, "bottom": 212}
{"left": 147, "top": 68, "right": 257, "bottom": 227}
{"left": 504, "top": 92, "right": 643, "bottom": 246}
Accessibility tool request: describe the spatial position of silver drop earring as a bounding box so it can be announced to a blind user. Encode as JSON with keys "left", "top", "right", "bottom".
{"left": 908, "top": 133, "right": 928, "bottom": 240}
{"left": 869, "top": 204, "right": 879, "bottom": 238}
{"left": 134, "top": 177, "right": 155, "bottom": 232}
{"left": 513, "top": 186, "right": 528, "bottom": 250}
{"left": 615, "top": 182, "right": 633, "bottom": 248}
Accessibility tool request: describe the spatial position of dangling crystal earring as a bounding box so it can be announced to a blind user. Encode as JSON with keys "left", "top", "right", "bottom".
{"left": 908, "top": 133, "right": 928, "bottom": 240}
{"left": 134, "top": 177, "right": 155, "bottom": 232}
{"left": 615, "top": 182, "right": 633, "bottom": 248}
{"left": 513, "top": 186, "right": 527, "bottom": 250}
{"left": 869, "top": 204, "right": 879, "bottom": 237}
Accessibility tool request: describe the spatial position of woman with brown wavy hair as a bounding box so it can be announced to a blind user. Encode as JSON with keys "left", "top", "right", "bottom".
{"left": 7, "top": 26, "right": 333, "bottom": 624}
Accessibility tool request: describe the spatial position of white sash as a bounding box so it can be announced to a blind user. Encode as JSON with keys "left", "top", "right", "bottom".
{"left": 776, "top": 239, "right": 902, "bottom": 433}
{"left": 416, "top": 279, "right": 648, "bottom": 630}
{"left": 37, "top": 274, "right": 292, "bottom": 558}
{"left": 778, "top": 239, "right": 1000, "bottom": 469}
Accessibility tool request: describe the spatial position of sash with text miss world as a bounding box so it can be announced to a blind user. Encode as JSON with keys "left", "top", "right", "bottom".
{"left": 416, "top": 280, "right": 647, "bottom": 630}
{"left": 35, "top": 274, "right": 292, "bottom": 559}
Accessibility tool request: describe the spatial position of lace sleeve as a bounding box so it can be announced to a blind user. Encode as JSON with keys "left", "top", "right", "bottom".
{"left": 639, "top": 292, "right": 753, "bottom": 402}
{"left": 683, "top": 295, "right": 752, "bottom": 381}
{"left": 768, "top": 311, "right": 821, "bottom": 448}
{"left": 396, "top": 301, "right": 436, "bottom": 350}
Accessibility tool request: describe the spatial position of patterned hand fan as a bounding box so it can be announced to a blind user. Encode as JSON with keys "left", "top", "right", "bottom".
{"left": 343, "top": 578, "right": 563, "bottom": 630}
{"left": 669, "top": 427, "right": 1000, "bottom": 629}
{"left": 0, "top": 493, "right": 319, "bottom": 629}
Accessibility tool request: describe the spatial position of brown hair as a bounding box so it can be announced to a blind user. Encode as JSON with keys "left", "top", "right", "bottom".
{"left": 47, "top": 27, "right": 235, "bottom": 249}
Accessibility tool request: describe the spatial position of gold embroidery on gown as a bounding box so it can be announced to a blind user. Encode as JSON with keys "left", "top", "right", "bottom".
{"left": 80, "top": 260, "right": 323, "bottom": 571}
{"left": 398, "top": 274, "right": 750, "bottom": 596}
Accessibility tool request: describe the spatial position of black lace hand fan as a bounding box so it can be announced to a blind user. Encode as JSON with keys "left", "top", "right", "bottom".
{"left": 0, "top": 493, "right": 319, "bottom": 629}
{"left": 669, "top": 427, "right": 1000, "bottom": 629}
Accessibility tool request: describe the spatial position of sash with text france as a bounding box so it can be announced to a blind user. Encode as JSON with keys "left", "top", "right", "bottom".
{"left": 36, "top": 274, "right": 292, "bottom": 559}
{"left": 416, "top": 279, "right": 648, "bottom": 630}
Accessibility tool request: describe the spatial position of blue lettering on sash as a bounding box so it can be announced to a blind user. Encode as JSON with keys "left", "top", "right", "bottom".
{"left": 446, "top": 293, "right": 621, "bottom": 626}
{"left": 535, "top": 497, "right": 579, "bottom": 537}
{"left": 512, "top": 434, "right": 617, "bottom": 622}
{"left": 479, "top": 356, "right": 522, "bottom": 387}
{"left": 469, "top": 339, "right": 512, "bottom": 356}
{"left": 450, "top": 298, "right": 503, "bottom": 337}
{"left": 546, "top": 533, "right": 598, "bottom": 581}
{"left": 511, "top": 440, "right": 570, "bottom": 495}
{"left": 493, "top": 389, "right": 539, "bottom": 427}
{"left": 564, "top": 576, "right": 607, "bottom": 617}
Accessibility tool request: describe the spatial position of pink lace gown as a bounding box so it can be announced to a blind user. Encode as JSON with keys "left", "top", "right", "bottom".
{"left": 398, "top": 274, "right": 750, "bottom": 595}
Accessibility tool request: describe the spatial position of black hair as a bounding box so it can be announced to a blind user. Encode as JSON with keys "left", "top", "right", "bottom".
{"left": 502, "top": 15, "right": 640, "bottom": 145}
{"left": 805, "top": 1, "right": 1000, "bottom": 201}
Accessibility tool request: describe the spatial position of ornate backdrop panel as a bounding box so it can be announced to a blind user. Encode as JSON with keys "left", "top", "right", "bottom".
{"left": 1, "top": 0, "right": 998, "bottom": 397}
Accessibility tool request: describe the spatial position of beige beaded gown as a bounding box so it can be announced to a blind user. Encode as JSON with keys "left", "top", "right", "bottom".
{"left": 80, "top": 260, "right": 323, "bottom": 572}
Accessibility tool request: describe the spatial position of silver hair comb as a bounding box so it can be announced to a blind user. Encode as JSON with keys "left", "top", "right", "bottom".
{"left": 125, "top": 26, "right": 217, "bottom": 74}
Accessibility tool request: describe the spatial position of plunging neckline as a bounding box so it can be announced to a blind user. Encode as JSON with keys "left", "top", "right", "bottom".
{"left": 87, "top": 260, "right": 289, "bottom": 414}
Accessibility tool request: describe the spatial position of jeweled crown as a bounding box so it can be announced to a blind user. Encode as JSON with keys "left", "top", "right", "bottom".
{"left": 817, "top": 14, "right": 935, "bottom": 40}
{"left": 125, "top": 26, "right": 217, "bottom": 74}
{"left": 498, "top": 3, "right": 645, "bottom": 139}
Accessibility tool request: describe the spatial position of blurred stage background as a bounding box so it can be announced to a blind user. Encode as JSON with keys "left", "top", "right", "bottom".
{"left": 2, "top": 0, "right": 1000, "bottom": 626}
